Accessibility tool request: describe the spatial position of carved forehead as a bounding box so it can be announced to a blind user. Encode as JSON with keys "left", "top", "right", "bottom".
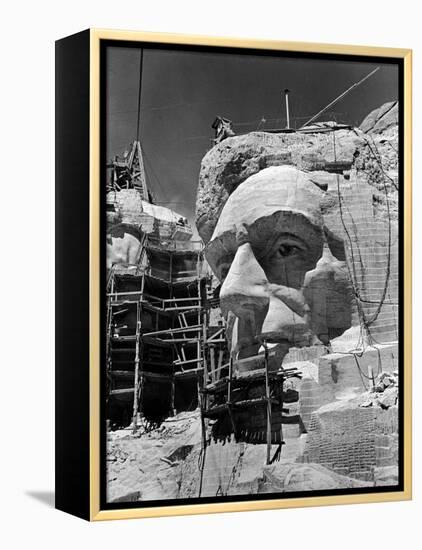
{"left": 212, "top": 166, "right": 324, "bottom": 240}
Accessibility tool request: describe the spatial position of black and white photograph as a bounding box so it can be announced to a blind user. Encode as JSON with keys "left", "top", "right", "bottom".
{"left": 2, "top": 0, "right": 420, "bottom": 543}
{"left": 103, "top": 41, "right": 403, "bottom": 506}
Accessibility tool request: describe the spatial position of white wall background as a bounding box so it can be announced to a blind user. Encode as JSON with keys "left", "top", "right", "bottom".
{"left": 0, "top": 0, "right": 419, "bottom": 548}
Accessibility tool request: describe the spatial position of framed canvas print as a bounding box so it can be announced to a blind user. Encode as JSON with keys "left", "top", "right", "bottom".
{"left": 55, "top": 29, "right": 412, "bottom": 521}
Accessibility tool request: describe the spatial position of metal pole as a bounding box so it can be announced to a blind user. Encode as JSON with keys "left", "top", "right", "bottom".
{"left": 284, "top": 89, "right": 290, "bottom": 129}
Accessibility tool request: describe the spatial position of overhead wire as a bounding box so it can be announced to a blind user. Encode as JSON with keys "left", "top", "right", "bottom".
{"left": 135, "top": 49, "right": 144, "bottom": 142}
{"left": 300, "top": 67, "right": 380, "bottom": 128}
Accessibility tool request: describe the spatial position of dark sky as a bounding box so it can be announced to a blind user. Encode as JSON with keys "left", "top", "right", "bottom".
{"left": 106, "top": 46, "right": 398, "bottom": 228}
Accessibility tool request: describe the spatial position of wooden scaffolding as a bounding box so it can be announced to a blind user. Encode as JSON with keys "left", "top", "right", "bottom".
{"left": 107, "top": 140, "right": 150, "bottom": 200}
{"left": 107, "top": 237, "right": 302, "bottom": 465}
{"left": 106, "top": 236, "right": 209, "bottom": 430}
{"left": 201, "top": 346, "right": 302, "bottom": 464}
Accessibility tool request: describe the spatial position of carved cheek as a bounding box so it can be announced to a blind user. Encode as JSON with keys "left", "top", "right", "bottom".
{"left": 303, "top": 255, "right": 353, "bottom": 343}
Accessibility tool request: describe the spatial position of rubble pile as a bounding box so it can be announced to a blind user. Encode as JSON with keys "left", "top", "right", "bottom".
{"left": 107, "top": 411, "right": 202, "bottom": 502}
{"left": 108, "top": 409, "right": 374, "bottom": 501}
{"left": 359, "top": 371, "right": 399, "bottom": 409}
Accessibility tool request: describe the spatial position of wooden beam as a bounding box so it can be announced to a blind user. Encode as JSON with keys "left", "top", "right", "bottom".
{"left": 217, "top": 349, "right": 224, "bottom": 381}
{"left": 264, "top": 343, "right": 272, "bottom": 465}
{"left": 143, "top": 325, "right": 202, "bottom": 337}
{"left": 207, "top": 327, "right": 224, "bottom": 341}
{"left": 174, "top": 367, "right": 204, "bottom": 378}
{"left": 209, "top": 346, "right": 216, "bottom": 383}
{"left": 174, "top": 357, "right": 203, "bottom": 366}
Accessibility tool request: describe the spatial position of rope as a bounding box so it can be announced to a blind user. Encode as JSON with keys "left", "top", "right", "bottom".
{"left": 197, "top": 436, "right": 207, "bottom": 498}
{"left": 360, "top": 136, "right": 393, "bottom": 326}
{"left": 353, "top": 355, "right": 369, "bottom": 391}
{"left": 333, "top": 131, "right": 394, "bottom": 342}
{"left": 333, "top": 134, "right": 368, "bottom": 330}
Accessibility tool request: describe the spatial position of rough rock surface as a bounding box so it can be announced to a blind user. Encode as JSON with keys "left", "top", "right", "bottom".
{"left": 358, "top": 371, "right": 399, "bottom": 409}
{"left": 107, "top": 409, "right": 372, "bottom": 502}
{"left": 302, "top": 391, "right": 399, "bottom": 482}
{"left": 195, "top": 127, "right": 364, "bottom": 243}
{"left": 260, "top": 463, "right": 371, "bottom": 493}
{"left": 107, "top": 411, "right": 202, "bottom": 502}
{"left": 195, "top": 103, "right": 399, "bottom": 243}
{"left": 360, "top": 101, "right": 398, "bottom": 134}
{"left": 357, "top": 101, "right": 399, "bottom": 219}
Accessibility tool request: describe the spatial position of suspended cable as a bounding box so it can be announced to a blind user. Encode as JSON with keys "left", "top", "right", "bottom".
{"left": 136, "top": 48, "right": 144, "bottom": 142}
{"left": 300, "top": 67, "right": 380, "bottom": 129}
{"left": 142, "top": 149, "right": 165, "bottom": 201}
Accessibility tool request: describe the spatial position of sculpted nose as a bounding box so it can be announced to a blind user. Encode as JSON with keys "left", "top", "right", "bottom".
{"left": 261, "top": 294, "right": 312, "bottom": 346}
{"left": 220, "top": 243, "right": 269, "bottom": 318}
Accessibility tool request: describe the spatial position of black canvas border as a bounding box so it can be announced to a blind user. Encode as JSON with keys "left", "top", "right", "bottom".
{"left": 55, "top": 29, "right": 91, "bottom": 520}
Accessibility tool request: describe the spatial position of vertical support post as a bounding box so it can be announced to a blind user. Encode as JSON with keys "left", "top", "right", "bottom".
{"left": 264, "top": 340, "right": 272, "bottom": 465}
{"left": 227, "top": 353, "right": 237, "bottom": 437}
{"left": 202, "top": 310, "right": 208, "bottom": 390}
{"left": 227, "top": 353, "right": 233, "bottom": 404}
{"left": 200, "top": 308, "right": 208, "bottom": 455}
{"left": 106, "top": 299, "right": 114, "bottom": 399}
{"left": 106, "top": 270, "right": 115, "bottom": 379}
{"left": 279, "top": 373, "right": 284, "bottom": 448}
{"left": 138, "top": 370, "right": 144, "bottom": 427}
{"left": 110, "top": 268, "right": 115, "bottom": 297}
{"left": 132, "top": 300, "right": 141, "bottom": 433}
{"left": 368, "top": 364, "right": 375, "bottom": 390}
{"left": 170, "top": 363, "right": 176, "bottom": 416}
{"left": 217, "top": 349, "right": 224, "bottom": 382}
{"left": 140, "top": 271, "right": 145, "bottom": 297}
{"left": 209, "top": 346, "right": 216, "bottom": 383}
{"left": 196, "top": 254, "right": 202, "bottom": 409}
{"left": 284, "top": 89, "right": 291, "bottom": 129}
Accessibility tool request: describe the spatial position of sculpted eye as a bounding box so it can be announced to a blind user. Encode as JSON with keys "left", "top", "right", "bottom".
{"left": 278, "top": 243, "right": 299, "bottom": 257}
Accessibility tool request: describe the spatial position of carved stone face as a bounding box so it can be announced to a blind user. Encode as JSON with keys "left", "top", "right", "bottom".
{"left": 205, "top": 166, "right": 353, "bottom": 366}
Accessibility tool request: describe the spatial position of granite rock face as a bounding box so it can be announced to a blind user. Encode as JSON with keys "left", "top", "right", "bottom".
{"left": 206, "top": 164, "right": 355, "bottom": 359}
{"left": 360, "top": 101, "right": 398, "bottom": 134}
{"left": 195, "top": 126, "right": 364, "bottom": 244}
{"left": 195, "top": 104, "right": 399, "bottom": 345}
{"left": 195, "top": 104, "right": 399, "bottom": 243}
{"left": 106, "top": 189, "right": 194, "bottom": 270}
{"left": 261, "top": 462, "right": 371, "bottom": 492}
{"left": 357, "top": 101, "right": 399, "bottom": 220}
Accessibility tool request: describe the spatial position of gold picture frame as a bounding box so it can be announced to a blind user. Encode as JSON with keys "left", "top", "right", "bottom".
{"left": 56, "top": 28, "right": 412, "bottom": 521}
